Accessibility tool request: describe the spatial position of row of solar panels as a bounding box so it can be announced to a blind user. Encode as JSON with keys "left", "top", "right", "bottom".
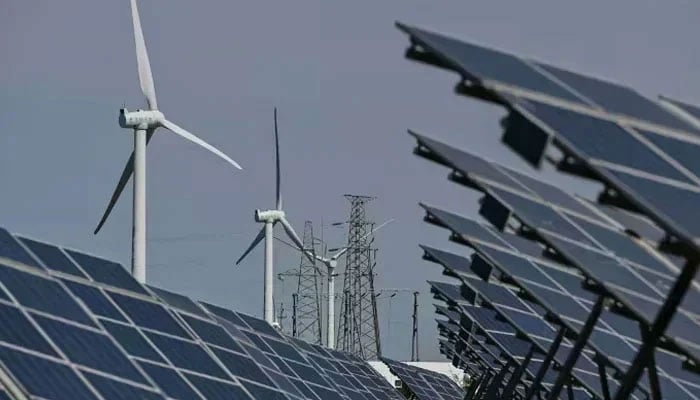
{"left": 397, "top": 21, "right": 700, "bottom": 400}
{"left": 0, "top": 226, "right": 464, "bottom": 400}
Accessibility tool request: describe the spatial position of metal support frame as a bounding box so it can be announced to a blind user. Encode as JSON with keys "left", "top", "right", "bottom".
{"left": 484, "top": 359, "right": 514, "bottom": 400}
{"left": 597, "top": 357, "right": 611, "bottom": 400}
{"left": 525, "top": 326, "right": 566, "bottom": 400}
{"left": 466, "top": 371, "right": 487, "bottom": 400}
{"left": 476, "top": 370, "right": 494, "bottom": 400}
{"left": 546, "top": 295, "right": 605, "bottom": 400}
{"left": 614, "top": 258, "right": 699, "bottom": 400}
{"left": 503, "top": 346, "right": 535, "bottom": 399}
{"left": 567, "top": 381, "right": 575, "bottom": 400}
{"left": 639, "top": 325, "right": 662, "bottom": 400}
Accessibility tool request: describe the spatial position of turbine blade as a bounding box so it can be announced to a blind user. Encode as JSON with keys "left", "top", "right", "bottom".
{"left": 94, "top": 129, "right": 156, "bottom": 234}
{"left": 279, "top": 217, "right": 315, "bottom": 264}
{"left": 130, "top": 0, "right": 157, "bottom": 110}
{"left": 274, "top": 108, "right": 282, "bottom": 210}
{"left": 274, "top": 236, "right": 327, "bottom": 263}
{"left": 161, "top": 119, "right": 242, "bottom": 170}
{"left": 330, "top": 218, "right": 394, "bottom": 260}
{"left": 273, "top": 236, "right": 325, "bottom": 275}
{"left": 235, "top": 227, "right": 266, "bottom": 265}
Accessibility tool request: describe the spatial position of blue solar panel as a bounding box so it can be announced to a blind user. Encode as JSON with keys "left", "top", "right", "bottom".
{"left": 18, "top": 237, "right": 86, "bottom": 278}
{"left": 62, "top": 279, "right": 127, "bottom": 322}
{"left": 382, "top": 356, "right": 465, "bottom": 400}
{"left": 636, "top": 129, "right": 700, "bottom": 179}
{"left": 243, "top": 381, "right": 288, "bottom": 400}
{"left": 101, "top": 320, "right": 165, "bottom": 363}
{"left": 138, "top": 361, "right": 200, "bottom": 400}
{"left": 0, "top": 264, "right": 94, "bottom": 327}
{"left": 520, "top": 99, "right": 692, "bottom": 183}
{"left": 145, "top": 331, "right": 229, "bottom": 380}
{"left": 536, "top": 63, "right": 696, "bottom": 134}
{"left": 65, "top": 250, "right": 149, "bottom": 295}
{"left": 35, "top": 315, "right": 147, "bottom": 384}
{"left": 397, "top": 23, "right": 584, "bottom": 104}
{"left": 473, "top": 245, "right": 554, "bottom": 287}
{"left": 607, "top": 169, "right": 700, "bottom": 240}
{"left": 543, "top": 234, "right": 663, "bottom": 304}
{"left": 212, "top": 348, "right": 274, "bottom": 386}
{"left": 108, "top": 292, "right": 190, "bottom": 338}
{"left": 486, "top": 187, "right": 596, "bottom": 246}
{"left": 0, "top": 228, "right": 40, "bottom": 269}
{"left": 0, "top": 303, "right": 57, "bottom": 357}
{"left": 0, "top": 345, "right": 96, "bottom": 400}
{"left": 149, "top": 286, "right": 208, "bottom": 318}
{"left": 180, "top": 314, "right": 244, "bottom": 353}
{"left": 83, "top": 372, "right": 162, "bottom": 400}
{"left": 412, "top": 131, "right": 523, "bottom": 188}
{"left": 422, "top": 204, "right": 503, "bottom": 246}
{"left": 185, "top": 373, "right": 249, "bottom": 400}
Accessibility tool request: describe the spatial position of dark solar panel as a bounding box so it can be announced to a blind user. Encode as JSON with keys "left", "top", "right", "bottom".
{"left": 0, "top": 264, "right": 94, "bottom": 327}
{"left": 397, "top": 23, "right": 585, "bottom": 104}
{"left": 536, "top": 63, "right": 697, "bottom": 133}
{"left": 382, "top": 356, "right": 465, "bottom": 400}
{"left": 0, "top": 229, "right": 40, "bottom": 269}
{"left": 19, "top": 237, "right": 86, "bottom": 277}
{"left": 0, "top": 346, "right": 95, "bottom": 400}
{"left": 65, "top": 250, "right": 149, "bottom": 296}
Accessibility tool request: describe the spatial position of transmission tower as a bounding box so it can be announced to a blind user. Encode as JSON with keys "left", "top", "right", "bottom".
{"left": 336, "top": 194, "right": 382, "bottom": 359}
{"left": 292, "top": 221, "right": 323, "bottom": 344}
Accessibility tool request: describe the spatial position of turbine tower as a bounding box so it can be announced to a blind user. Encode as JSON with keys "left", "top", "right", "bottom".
{"left": 94, "top": 0, "right": 242, "bottom": 283}
{"left": 276, "top": 219, "right": 392, "bottom": 349}
{"left": 235, "top": 109, "right": 314, "bottom": 324}
{"left": 337, "top": 195, "right": 381, "bottom": 359}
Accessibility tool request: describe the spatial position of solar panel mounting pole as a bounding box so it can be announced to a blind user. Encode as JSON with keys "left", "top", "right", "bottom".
{"left": 546, "top": 295, "right": 605, "bottom": 400}
{"left": 614, "top": 257, "right": 699, "bottom": 400}
{"left": 484, "top": 359, "right": 513, "bottom": 400}
{"left": 502, "top": 345, "right": 535, "bottom": 399}
{"left": 596, "top": 356, "right": 611, "bottom": 400}
{"left": 524, "top": 325, "right": 566, "bottom": 400}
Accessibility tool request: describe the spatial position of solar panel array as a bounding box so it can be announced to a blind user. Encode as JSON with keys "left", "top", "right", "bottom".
{"left": 0, "top": 227, "right": 421, "bottom": 400}
{"left": 381, "top": 357, "right": 464, "bottom": 400}
{"left": 397, "top": 21, "right": 700, "bottom": 400}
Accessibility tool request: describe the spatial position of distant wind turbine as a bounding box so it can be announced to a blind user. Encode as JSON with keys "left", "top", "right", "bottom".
{"left": 236, "top": 108, "right": 314, "bottom": 324}
{"left": 94, "top": 0, "right": 242, "bottom": 284}
{"left": 277, "top": 219, "right": 393, "bottom": 348}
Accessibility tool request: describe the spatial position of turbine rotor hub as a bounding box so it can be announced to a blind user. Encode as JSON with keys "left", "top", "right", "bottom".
{"left": 255, "top": 209, "right": 285, "bottom": 223}
{"left": 119, "top": 108, "right": 164, "bottom": 130}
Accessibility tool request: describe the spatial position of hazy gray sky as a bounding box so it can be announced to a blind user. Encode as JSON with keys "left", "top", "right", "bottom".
{"left": 2, "top": 1, "right": 699, "bottom": 361}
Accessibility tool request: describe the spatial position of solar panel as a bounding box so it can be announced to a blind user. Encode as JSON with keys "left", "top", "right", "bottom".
{"left": 382, "top": 357, "right": 465, "bottom": 400}
{"left": 18, "top": 237, "right": 86, "bottom": 278}
{"left": 0, "top": 227, "right": 409, "bottom": 400}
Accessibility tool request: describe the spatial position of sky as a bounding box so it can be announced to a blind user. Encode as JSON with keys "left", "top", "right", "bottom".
{"left": 1, "top": 0, "right": 700, "bottom": 361}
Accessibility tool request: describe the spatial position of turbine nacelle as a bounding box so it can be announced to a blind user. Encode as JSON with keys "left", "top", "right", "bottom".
{"left": 255, "top": 209, "right": 285, "bottom": 223}
{"left": 119, "top": 108, "right": 164, "bottom": 129}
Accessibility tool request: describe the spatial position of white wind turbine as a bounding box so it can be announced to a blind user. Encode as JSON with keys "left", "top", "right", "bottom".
{"left": 235, "top": 108, "right": 315, "bottom": 325}
{"left": 277, "top": 219, "right": 393, "bottom": 349}
{"left": 94, "top": 0, "right": 242, "bottom": 283}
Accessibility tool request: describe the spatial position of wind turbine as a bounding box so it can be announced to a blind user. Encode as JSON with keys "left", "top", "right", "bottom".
{"left": 277, "top": 219, "right": 393, "bottom": 349}
{"left": 93, "top": 0, "right": 242, "bottom": 284}
{"left": 235, "top": 108, "right": 314, "bottom": 324}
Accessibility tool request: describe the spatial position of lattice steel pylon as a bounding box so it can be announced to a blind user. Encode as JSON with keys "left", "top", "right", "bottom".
{"left": 293, "top": 221, "right": 323, "bottom": 344}
{"left": 336, "top": 194, "right": 382, "bottom": 359}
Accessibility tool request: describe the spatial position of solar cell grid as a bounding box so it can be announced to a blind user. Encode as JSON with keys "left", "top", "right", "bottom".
{"left": 62, "top": 279, "right": 128, "bottom": 322}
{"left": 34, "top": 315, "right": 148, "bottom": 385}
{"left": 397, "top": 23, "right": 586, "bottom": 104}
{"left": 411, "top": 131, "right": 523, "bottom": 188}
{"left": 109, "top": 292, "right": 191, "bottom": 338}
{"left": 382, "top": 356, "right": 465, "bottom": 400}
{"left": 0, "top": 345, "right": 97, "bottom": 400}
{"left": 149, "top": 286, "right": 208, "bottom": 318}
{"left": 19, "top": 237, "right": 86, "bottom": 278}
{"left": 0, "top": 229, "right": 41, "bottom": 270}
{"left": 66, "top": 250, "right": 150, "bottom": 296}
{"left": 0, "top": 264, "right": 95, "bottom": 327}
